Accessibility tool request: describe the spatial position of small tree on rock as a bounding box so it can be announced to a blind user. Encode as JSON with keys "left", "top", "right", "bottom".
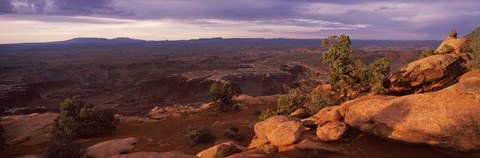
{"left": 210, "top": 81, "right": 242, "bottom": 112}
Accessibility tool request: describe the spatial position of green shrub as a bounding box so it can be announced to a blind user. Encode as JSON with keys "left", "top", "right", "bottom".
{"left": 322, "top": 35, "right": 391, "bottom": 99}
{"left": 322, "top": 35, "right": 356, "bottom": 101}
{"left": 119, "top": 149, "right": 131, "bottom": 155}
{"left": 258, "top": 109, "right": 276, "bottom": 121}
{"left": 224, "top": 126, "right": 243, "bottom": 142}
{"left": 467, "top": 27, "right": 480, "bottom": 53}
{"left": 46, "top": 140, "right": 84, "bottom": 158}
{"left": 210, "top": 81, "right": 242, "bottom": 112}
{"left": 52, "top": 96, "right": 116, "bottom": 141}
{"left": 276, "top": 88, "right": 307, "bottom": 115}
{"left": 188, "top": 127, "right": 215, "bottom": 146}
{"left": 306, "top": 93, "right": 339, "bottom": 115}
{"left": 419, "top": 49, "right": 435, "bottom": 59}
{"left": 466, "top": 52, "right": 480, "bottom": 70}
{"left": 368, "top": 57, "right": 391, "bottom": 94}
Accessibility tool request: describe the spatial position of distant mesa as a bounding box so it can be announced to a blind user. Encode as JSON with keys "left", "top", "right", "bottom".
{"left": 59, "top": 37, "right": 146, "bottom": 44}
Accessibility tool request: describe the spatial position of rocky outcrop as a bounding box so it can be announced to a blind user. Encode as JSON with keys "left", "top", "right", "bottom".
{"left": 388, "top": 54, "right": 469, "bottom": 94}
{"left": 147, "top": 103, "right": 214, "bottom": 120}
{"left": 302, "top": 106, "right": 349, "bottom": 141}
{"left": 289, "top": 108, "right": 307, "bottom": 119}
{"left": 109, "top": 151, "right": 195, "bottom": 158}
{"left": 249, "top": 116, "right": 304, "bottom": 148}
{"left": 435, "top": 30, "right": 468, "bottom": 54}
{"left": 0, "top": 112, "right": 58, "bottom": 146}
{"left": 196, "top": 141, "right": 246, "bottom": 158}
{"left": 341, "top": 70, "right": 480, "bottom": 151}
{"left": 85, "top": 137, "right": 139, "bottom": 158}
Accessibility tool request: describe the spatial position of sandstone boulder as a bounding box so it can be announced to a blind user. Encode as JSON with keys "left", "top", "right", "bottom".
{"left": 302, "top": 106, "right": 349, "bottom": 141}
{"left": 388, "top": 54, "right": 468, "bottom": 94}
{"left": 289, "top": 108, "right": 307, "bottom": 118}
{"left": 435, "top": 30, "right": 468, "bottom": 54}
{"left": 196, "top": 142, "right": 246, "bottom": 158}
{"left": 86, "top": 137, "right": 139, "bottom": 158}
{"left": 249, "top": 116, "right": 303, "bottom": 148}
{"left": 341, "top": 70, "right": 480, "bottom": 151}
{"left": 0, "top": 112, "right": 58, "bottom": 146}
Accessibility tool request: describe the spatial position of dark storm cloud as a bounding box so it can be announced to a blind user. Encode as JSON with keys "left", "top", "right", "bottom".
{"left": 0, "top": 0, "right": 14, "bottom": 13}
{"left": 3, "top": 0, "right": 480, "bottom": 40}
{"left": 52, "top": 0, "right": 114, "bottom": 15}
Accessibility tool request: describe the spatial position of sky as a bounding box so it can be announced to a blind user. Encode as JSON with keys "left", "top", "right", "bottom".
{"left": 0, "top": 0, "right": 479, "bottom": 44}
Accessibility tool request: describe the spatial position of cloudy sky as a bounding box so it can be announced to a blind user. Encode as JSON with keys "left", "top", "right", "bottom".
{"left": 0, "top": 0, "right": 479, "bottom": 44}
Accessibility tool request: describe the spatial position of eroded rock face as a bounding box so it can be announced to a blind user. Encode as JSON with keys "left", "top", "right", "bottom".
{"left": 341, "top": 70, "right": 480, "bottom": 151}
{"left": 86, "top": 137, "right": 139, "bottom": 158}
{"left": 249, "top": 116, "right": 303, "bottom": 148}
{"left": 435, "top": 30, "right": 468, "bottom": 54}
{"left": 196, "top": 141, "right": 246, "bottom": 158}
{"left": 289, "top": 108, "right": 307, "bottom": 119}
{"left": 388, "top": 54, "right": 469, "bottom": 94}
{"left": 0, "top": 112, "right": 58, "bottom": 146}
{"left": 302, "top": 106, "right": 349, "bottom": 141}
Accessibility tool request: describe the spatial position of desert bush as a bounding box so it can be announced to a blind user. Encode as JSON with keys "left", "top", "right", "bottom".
{"left": 466, "top": 52, "right": 480, "bottom": 70}
{"left": 210, "top": 81, "right": 242, "bottom": 112}
{"left": 322, "top": 35, "right": 356, "bottom": 101}
{"left": 119, "top": 149, "right": 131, "bottom": 154}
{"left": 322, "top": 35, "right": 391, "bottom": 100}
{"left": 437, "top": 44, "right": 455, "bottom": 54}
{"left": 188, "top": 127, "right": 215, "bottom": 146}
{"left": 224, "top": 126, "right": 243, "bottom": 142}
{"left": 368, "top": 57, "right": 391, "bottom": 94}
{"left": 419, "top": 49, "right": 435, "bottom": 59}
{"left": 258, "top": 109, "right": 276, "bottom": 121}
{"left": 276, "top": 88, "right": 307, "bottom": 115}
{"left": 468, "top": 27, "right": 480, "bottom": 53}
{"left": 52, "top": 96, "right": 116, "bottom": 141}
{"left": 46, "top": 140, "right": 84, "bottom": 158}
{"left": 306, "top": 93, "right": 340, "bottom": 115}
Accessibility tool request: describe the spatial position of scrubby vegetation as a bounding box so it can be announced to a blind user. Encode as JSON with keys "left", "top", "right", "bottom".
{"left": 305, "top": 92, "right": 340, "bottom": 115}
{"left": 466, "top": 27, "right": 480, "bottom": 70}
{"left": 210, "top": 81, "right": 243, "bottom": 112}
{"left": 419, "top": 49, "right": 435, "bottom": 59}
{"left": 188, "top": 127, "right": 216, "bottom": 146}
{"left": 258, "top": 34, "right": 391, "bottom": 120}
{"left": 47, "top": 96, "right": 116, "bottom": 158}
{"left": 258, "top": 109, "right": 276, "bottom": 121}
{"left": 276, "top": 88, "right": 307, "bottom": 115}
{"left": 52, "top": 96, "right": 116, "bottom": 141}
{"left": 224, "top": 126, "right": 243, "bottom": 142}
{"left": 46, "top": 140, "right": 85, "bottom": 158}
{"left": 321, "top": 35, "right": 391, "bottom": 101}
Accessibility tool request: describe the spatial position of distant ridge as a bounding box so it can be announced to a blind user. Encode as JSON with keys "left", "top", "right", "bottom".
{"left": 56, "top": 37, "right": 147, "bottom": 44}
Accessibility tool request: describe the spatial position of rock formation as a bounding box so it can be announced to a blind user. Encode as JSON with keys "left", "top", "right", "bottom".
{"left": 388, "top": 53, "right": 469, "bottom": 94}
{"left": 85, "top": 137, "right": 139, "bottom": 158}
{"left": 341, "top": 70, "right": 480, "bottom": 151}
{"left": 196, "top": 141, "right": 246, "bottom": 158}
{"left": 0, "top": 113, "right": 58, "bottom": 146}
{"left": 435, "top": 30, "right": 468, "bottom": 54}
{"left": 249, "top": 116, "right": 304, "bottom": 148}
{"left": 302, "top": 106, "right": 349, "bottom": 141}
